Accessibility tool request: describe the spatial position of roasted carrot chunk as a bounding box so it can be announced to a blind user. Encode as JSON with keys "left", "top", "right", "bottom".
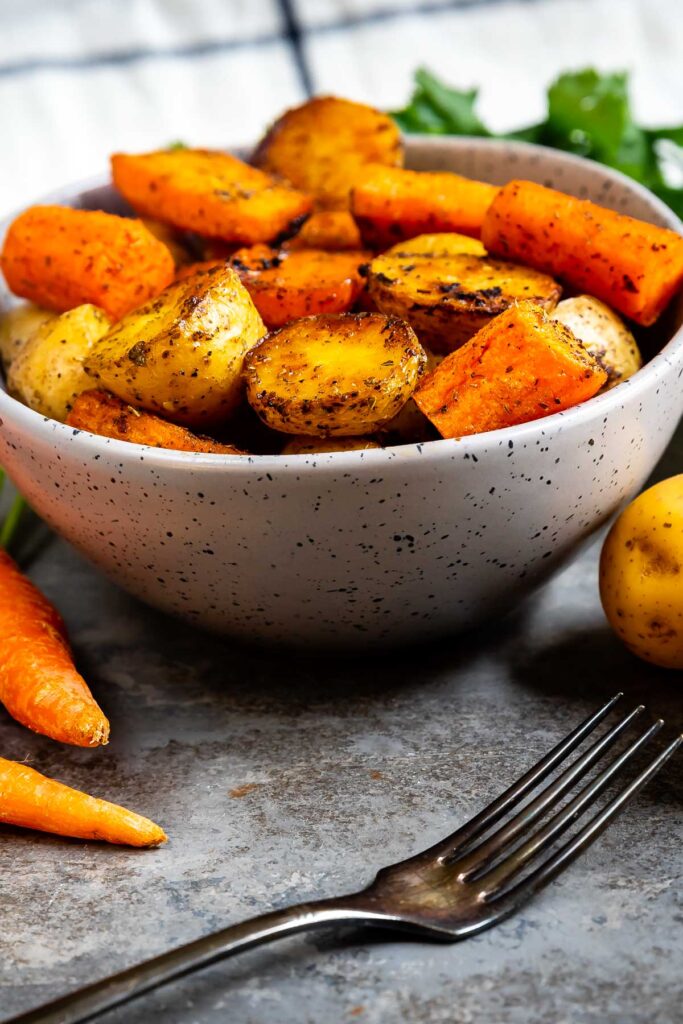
{"left": 174, "top": 259, "right": 226, "bottom": 282}
{"left": 351, "top": 165, "right": 498, "bottom": 249}
{"left": 253, "top": 96, "right": 403, "bottom": 210}
{"left": 0, "top": 550, "right": 110, "bottom": 746}
{"left": 0, "top": 206, "right": 174, "bottom": 321}
{"left": 111, "top": 149, "right": 313, "bottom": 245}
{"left": 230, "top": 245, "right": 370, "bottom": 328}
{"left": 413, "top": 301, "right": 608, "bottom": 438}
{"left": 67, "top": 390, "right": 245, "bottom": 454}
{"left": 482, "top": 180, "right": 683, "bottom": 326}
{"left": 284, "top": 211, "right": 362, "bottom": 251}
{"left": 0, "top": 758, "right": 166, "bottom": 847}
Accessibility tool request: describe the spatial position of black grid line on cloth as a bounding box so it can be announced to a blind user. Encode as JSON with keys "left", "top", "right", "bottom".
{"left": 278, "top": 0, "right": 314, "bottom": 96}
{"left": 0, "top": 0, "right": 555, "bottom": 78}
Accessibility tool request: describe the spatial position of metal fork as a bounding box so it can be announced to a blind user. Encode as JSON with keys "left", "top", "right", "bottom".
{"left": 8, "top": 693, "right": 680, "bottom": 1024}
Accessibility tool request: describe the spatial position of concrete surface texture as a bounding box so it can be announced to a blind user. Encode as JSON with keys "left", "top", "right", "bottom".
{"left": 1, "top": 430, "right": 681, "bottom": 1024}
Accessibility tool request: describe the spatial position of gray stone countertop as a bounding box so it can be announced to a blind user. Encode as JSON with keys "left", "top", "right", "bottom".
{"left": 2, "top": 427, "right": 681, "bottom": 1024}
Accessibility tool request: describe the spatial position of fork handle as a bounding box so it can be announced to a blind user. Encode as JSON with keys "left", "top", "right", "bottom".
{"left": 6, "top": 898, "right": 378, "bottom": 1024}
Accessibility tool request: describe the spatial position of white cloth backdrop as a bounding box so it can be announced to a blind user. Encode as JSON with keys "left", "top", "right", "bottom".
{"left": 0, "top": 0, "right": 681, "bottom": 213}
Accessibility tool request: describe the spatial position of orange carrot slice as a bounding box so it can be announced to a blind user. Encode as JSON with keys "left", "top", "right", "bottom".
{"left": 481, "top": 179, "right": 683, "bottom": 326}
{"left": 0, "top": 206, "right": 175, "bottom": 321}
{"left": 0, "top": 758, "right": 166, "bottom": 846}
{"left": 0, "top": 550, "right": 110, "bottom": 746}
{"left": 351, "top": 165, "right": 498, "bottom": 249}
{"left": 413, "top": 300, "right": 608, "bottom": 438}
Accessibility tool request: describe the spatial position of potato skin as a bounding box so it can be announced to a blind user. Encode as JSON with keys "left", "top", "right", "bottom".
{"left": 600, "top": 475, "right": 683, "bottom": 669}
{"left": 253, "top": 97, "right": 403, "bottom": 210}
{"left": 369, "top": 234, "right": 561, "bottom": 352}
{"left": 552, "top": 295, "right": 641, "bottom": 391}
{"left": 281, "top": 436, "right": 381, "bottom": 455}
{"left": 85, "top": 266, "right": 266, "bottom": 427}
{"left": 8, "top": 304, "right": 111, "bottom": 421}
{"left": 0, "top": 303, "right": 56, "bottom": 370}
{"left": 243, "top": 312, "right": 426, "bottom": 436}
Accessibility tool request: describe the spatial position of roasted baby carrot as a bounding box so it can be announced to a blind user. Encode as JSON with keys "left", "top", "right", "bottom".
{"left": 111, "top": 148, "right": 313, "bottom": 245}
{"left": 67, "top": 390, "right": 245, "bottom": 454}
{"left": 0, "top": 758, "right": 166, "bottom": 846}
{"left": 230, "top": 245, "right": 370, "bottom": 327}
{"left": 413, "top": 300, "right": 608, "bottom": 438}
{"left": 481, "top": 180, "right": 683, "bottom": 326}
{"left": 0, "top": 206, "right": 175, "bottom": 321}
{"left": 351, "top": 165, "right": 498, "bottom": 249}
{"left": 0, "top": 550, "right": 110, "bottom": 746}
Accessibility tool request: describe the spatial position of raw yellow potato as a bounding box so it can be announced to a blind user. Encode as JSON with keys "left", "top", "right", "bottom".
{"left": 8, "top": 304, "right": 111, "bottom": 420}
{"left": 552, "top": 295, "right": 642, "bottom": 391}
{"left": 281, "top": 436, "right": 381, "bottom": 455}
{"left": 600, "top": 474, "right": 683, "bottom": 669}
{"left": 85, "top": 265, "right": 266, "bottom": 427}
{"left": 243, "top": 312, "right": 426, "bottom": 436}
{"left": 368, "top": 233, "right": 561, "bottom": 352}
{"left": 0, "top": 303, "right": 57, "bottom": 369}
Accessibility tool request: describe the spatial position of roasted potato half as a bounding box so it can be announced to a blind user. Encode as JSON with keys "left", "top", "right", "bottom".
{"left": 252, "top": 97, "right": 403, "bottom": 210}
{"left": 281, "top": 436, "right": 381, "bottom": 455}
{"left": 368, "top": 234, "right": 562, "bottom": 352}
{"left": 230, "top": 245, "right": 370, "bottom": 328}
{"left": 284, "top": 211, "right": 362, "bottom": 252}
{"left": 243, "top": 312, "right": 426, "bottom": 436}
{"left": 0, "top": 303, "right": 56, "bottom": 370}
{"left": 552, "top": 295, "right": 641, "bottom": 391}
{"left": 85, "top": 266, "right": 266, "bottom": 427}
{"left": 8, "top": 304, "right": 111, "bottom": 420}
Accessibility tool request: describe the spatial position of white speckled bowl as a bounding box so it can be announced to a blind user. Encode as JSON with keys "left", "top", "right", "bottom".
{"left": 1, "top": 138, "right": 682, "bottom": 647}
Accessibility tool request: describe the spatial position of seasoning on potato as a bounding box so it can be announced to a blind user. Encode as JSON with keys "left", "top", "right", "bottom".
{"left": 252, "top": 96, "right": 403, "bottom": 211}
{"left": 111, "top": 148, "right": 313, "bottom": 245}
{"left": 281, "top": 436, "right": 381, "bottom": 455}
{"left": 599, "top": 474, "right": 683, "bottom": 670}
{"left": 368, "top": 233, "right": 561, "bottom": 352}
{"left": 552, "top": 295, "right": 642, "bottom": 390}
{"left": 85, "top": 265, "right": 266, "bottom": 427}
{"left": 413, "top": 300, "right": 608, "bottom": 438}
{"left": 243, "top": 312, "right": 426, "bottom": 436}
{"left": 8, "top": 304, "right": 112, "bottom": 421}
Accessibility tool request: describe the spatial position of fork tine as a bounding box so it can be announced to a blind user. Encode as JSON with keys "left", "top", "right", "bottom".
{"left": 451, "top": 703, "right": 645, "bottom": 876}
{"left": 428, "top": 693, "right": 623, "bottom": 860}
{"left": 489, "top": 732, "right": 682, "bottom": 912}
{"left": 478, "top": 719, "right": 664, "bottom": 896}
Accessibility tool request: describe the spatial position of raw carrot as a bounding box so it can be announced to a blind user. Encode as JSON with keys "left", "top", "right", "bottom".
{"left": 0, "top": 758, "right": 166, "bottom": 846}
{"left": 0, "top": 550, "right": 109, "bottom": 746}
{"left": 350, "top": 165, "right": 498, "bottom": 249}
{"left": 413, "top": 300, "right": 608, "bottom": 438}
{"left": 481, "top": 180, "right": 683, "bottom": 326}
{"left": 0, "top": 206, "right": 175, "bottom": 321}
{"left": 111, "top": 148, "right": 313, "bottom": 245}
{"left": 67, "top": 390, "right": 245, "bottom": 454}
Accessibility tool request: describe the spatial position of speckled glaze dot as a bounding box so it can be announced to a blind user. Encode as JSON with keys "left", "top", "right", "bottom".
{"left": 1, "top": 139, "right": 682, "bottom": 647}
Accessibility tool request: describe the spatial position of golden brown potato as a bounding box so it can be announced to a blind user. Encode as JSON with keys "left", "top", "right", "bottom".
{"left": 368, "top": 233, "right": 562, "bottom": 352}
{"left": 281, "top": 436, "right": 381, "bottom": 455}
{"left": 0, "top": 303, "right": 56, "bottom": 370}
{"left": 85, "top": 266, "right": 266, "bottom": 427}
{"left": 8, "top": 304, "right": 111, "bottom": 420}
{"left": 243, "top": 312, "right": 426, "bottom": 436}
{"left": 252, "top": 96, "right": 403, "bottom": 211}
{"left": 139, "top": 217, "right": 196, "bottom": 266}
{"left": 552, "top": 295, "right": 642, "bottom": 391}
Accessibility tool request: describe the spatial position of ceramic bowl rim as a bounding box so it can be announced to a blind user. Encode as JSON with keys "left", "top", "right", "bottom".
{"left": 1, "top": 135, "right": 681, "bottom": 473}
